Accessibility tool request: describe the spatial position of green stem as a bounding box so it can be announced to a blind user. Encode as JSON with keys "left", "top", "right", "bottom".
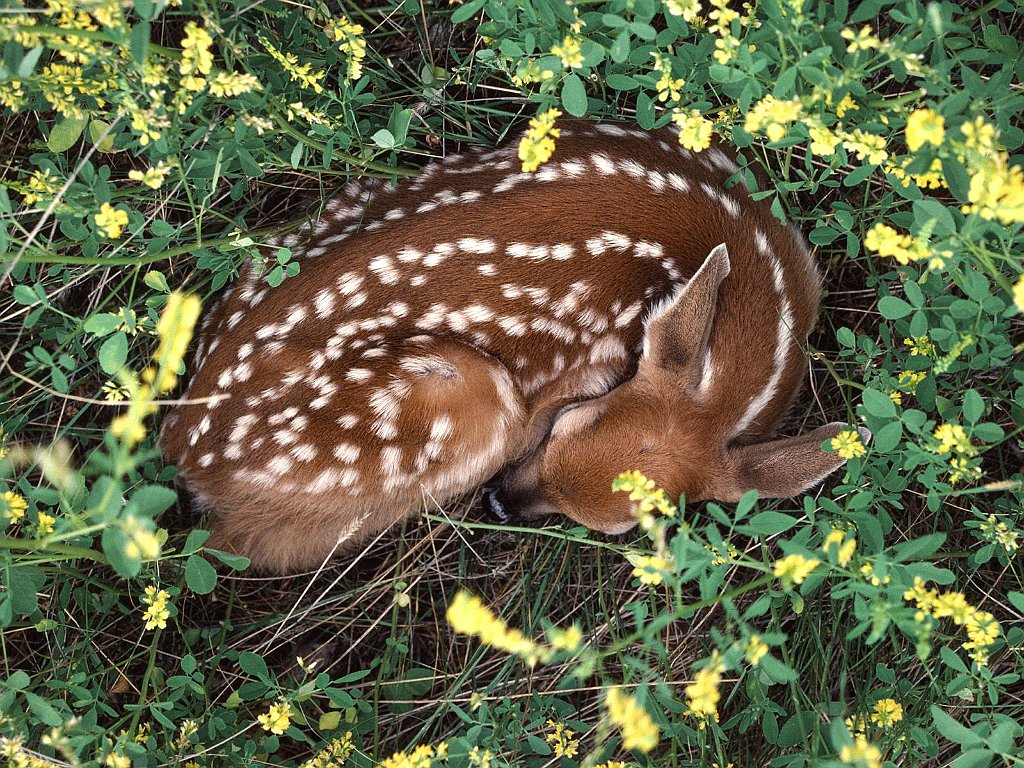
{"left": 129, "top": 627, "right": 163, "bottom": 734}
{"left": 0, "top": 536, "right": 108, "bottom": 563}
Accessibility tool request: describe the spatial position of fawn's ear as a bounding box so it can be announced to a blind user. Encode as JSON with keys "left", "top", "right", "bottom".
{"left": 726, "top": 423, "right": 871, "bottom": 500}
{"left": 640, "top": 244, "right": 730, "bottom": 389}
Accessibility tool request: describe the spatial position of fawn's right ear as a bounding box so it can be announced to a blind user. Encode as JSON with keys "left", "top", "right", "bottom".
{"left": 725, "top": 423, "right": 871, "bottom": 500}
{"left": 640, "top": 243, "right": 730, "bottom": 390}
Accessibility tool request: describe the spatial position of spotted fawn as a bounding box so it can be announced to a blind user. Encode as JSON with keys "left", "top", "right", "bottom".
{"left": 160, "top": 120, "right": 867, "bottom": 573}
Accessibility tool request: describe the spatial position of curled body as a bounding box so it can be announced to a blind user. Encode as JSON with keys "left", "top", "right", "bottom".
{"left": 160, "top": 121, "right": 864, "bottom": 573}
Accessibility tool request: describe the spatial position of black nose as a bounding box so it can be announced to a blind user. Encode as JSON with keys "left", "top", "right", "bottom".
{"left": 481, "top": 486, "right": 513, "bottom": 524}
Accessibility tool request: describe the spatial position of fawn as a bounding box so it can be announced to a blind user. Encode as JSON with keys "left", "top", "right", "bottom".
{"left": 160, "top": 120, "right": 867, "bottom": 573}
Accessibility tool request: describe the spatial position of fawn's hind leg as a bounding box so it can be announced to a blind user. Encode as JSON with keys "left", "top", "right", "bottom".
{"left": 201, "top": 337, "right": 526, "bottom": 572}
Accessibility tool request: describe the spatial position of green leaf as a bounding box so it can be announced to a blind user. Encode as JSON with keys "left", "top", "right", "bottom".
{"left": 878, "top": 295, "right": 913, "bottom": 319}
{"left": 48, "top": 116, "right": 87, "bottom": 153}
{"left": 560, "top": 74, "right": 587, "bottom": 117}
{"left": 319, "top": 710, "right": 342, "bottom": 730}
{"left": 861, "top": 388, "right": 897, "bottom": 419}
{"left": 951, "top": 749, "right": 996, "bottom": 768}
{"left": 746, "top": 511, "right": 799, "bottom": 535}
{"left": 962, "top": 390, "right": 984, "bottom": 424}
{"left": 129, "top": 21, "right": 151, "bottom": 66}
{"left": 872, "top": 420, "right": 903, "bottom": 453}
{"left": 144, "top": 270, "right": 169, "bottom": 292}
{"left": 26, "top": 692, "right": 64, "bottom": 727}
{"left": 99, "top": 331, "right": 128, "bottom": 375}
{"left": 183, "top": 529, "right": 211, "bottom": 554}
{"left": 88, "top": 120, "right": 116, "bottom": 153}
{"left": 207, "top": 548, "right": 250, "bottom": 570}
{"left": 238, "top": 652, "right": 273, "bottom": 683}
{"left": 13, "top": 285, "right": 38, "bottom": 305}
{"left": 450, "top": 0, "right": 485, "bottom": 24}
{"left": 185, "top": 554, "right": 218, "bottom": 595}
{"left": 931, "top": 705, "right": 984, "bottom": 747}
{"left": 130, "top": 484, "right": 178, "bottom": 516}
{"left": 84, "top": 313, "right": 122, "bottom": 337}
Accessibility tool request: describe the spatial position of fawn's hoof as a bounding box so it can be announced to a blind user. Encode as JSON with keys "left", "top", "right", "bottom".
{"left": 481, "top": 486, "right": 514, "bottom": 524}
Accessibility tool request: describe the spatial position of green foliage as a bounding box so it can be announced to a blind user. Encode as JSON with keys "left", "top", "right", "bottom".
{"left": 1, "top": 0, "right": 1022, "bottom": 765}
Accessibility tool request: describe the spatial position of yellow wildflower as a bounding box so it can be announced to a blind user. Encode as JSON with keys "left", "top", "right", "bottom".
{"left": 651, "top": 52, "right": 684, "bottom": 103}
{"left": 773, "top": 553, "right": 820, "bottom": 587}
{"left": 672, "top": 108, "right": 714, "bottom": 152}
{"left": 2, "top": 491, "right": 28, "bottom": 524}
{"left": 835, "top": 94, "right": 858, "bottom": 118}
{"left": 551, "top": 36, "right": 584, "bottom": 69}
{"left": 842, "top": 129, "right": 888, "bottom": 164}
{"left": 932, "top": 423, "right": 975, "bottom": 456}
{"left": 960, "top": 116, "right": 998, "bottom": 154}
{"left": 841, "top": 26, "right": 881, "bottom": 53}
{"left": 612, "top": 470, "right": 677, "bottom": 520}
{"left": 904, "top": 335, "right": 935, "bottom": 357}
{"left": 257, "top": 701, "right": 293, "bottom": 735}
{"left": 744, "top": 95, "right": 802, "bottom": 142}
{"left": 831, "top": 429, "right": 866, "bottom": 460}
{"left": 979, "top": 515, "right": 1020, "bottom": 553}
{"left": 963, "top": 152, "right": 1024, "bottom": 224}
{"left": 469, "top": 747, "right": 492, "bottom": 767}
{"left": 823, "top": 528, "right": 857, "bottom": 566}
{"left": 905, "top": 108, "right": 945, "bottom": 152}
{"left": 808, "top": 122, "right": 840, "bottom": 156}
{"left": 95, "top": 203, "right": 129, "bottom": 239}
{"left": 144, "top": 292, "right": 203, "bottom": 394}
{"left": 379, "top": 743, "right": 441, "bottom": 768}
{"left": 512, "top": 59, "right": 555, "bottom": 87}
{"left": 209, "top": 71, "right": 261, "bottom": 97}
{"left": 128, "top": 161, "right": 174, "bottom": 190}
{"left": 36, "top": 511, "right": 56, "bottom": 535}
{"left": 446, "top": 591, "right": 540, "bottom": 662}
{"left": 262, "top": 38, "right": 326, "bottom": 93}
{"left": 871, "top": 698, "right": 903, "bottom": 728}
{"left": 1013, "top": 274, "right": 1024, "bottom": 313}
{"left": 839, "top": 735, "right": 882, "bottom": 768}
{"left": 141, "top": 585, "right": 171, "bottom": 630}
{"left": 545, "top": 721, "right": 579, "bottom": 758}
{"left": 605, "top": 688, "right": 659, "bottom": 753}
{"left": 666, "top": 0, "right": 700, "bottom": 20}
{"left": 547, "top": 624, "right": 583, "bottom": 652}
{"left": 105, "top": 753, "right": 130, "bottom": 768}
{"left": 518, "top": 108, "right": 562, "bottom": 173}
{"left": 21, "top": 168, "right": 63, "bottom": 208}
{"left": 744, "top": 635, "right": 769, "bottom": 666}
{"left": 328, "top": 18, "right": 368, "bottom": 81}
{"left": 684, "top": 658, "right": 724, "bottom": 727}
{"left": 180, "top": 21, "right": 214, "bottom": 92}
{"left": 627, "top": 552, "right": 673, "bottom": 585}
{"left": 903, "top": 577, "right": 1001, "bottom": 667}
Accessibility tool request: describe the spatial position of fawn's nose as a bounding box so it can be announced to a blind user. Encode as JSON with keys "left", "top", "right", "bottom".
{"left": 481, "top": 486, "right": 514, "bottom": 524}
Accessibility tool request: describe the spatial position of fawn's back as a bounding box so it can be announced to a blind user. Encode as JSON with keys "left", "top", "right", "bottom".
{"left": 161, "top": 121, "right": 861, "bottom": 573}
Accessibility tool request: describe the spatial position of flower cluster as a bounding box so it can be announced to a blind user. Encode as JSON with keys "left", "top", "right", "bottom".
{"left": 930, "top": 423, "right": 981, "bottom": 485}
{"left": 511, "top": 58, "right": 555, "bottom": 88}
{"left": 329, "top": 18, "right": 367, "bottom": 81}
{"left": 744, "top": 95, "right": 802, "bottom": 142}
{"left": 612, "top": 470, "right": 676, "bottom": 522}
{"left": 823, "top": 528, "right": 857, "bottom": 567}
{"left": 863, "top": 222, "right": 949, "bottom": 268}
{"left": 830, "top": 429, "right": 866, "bottom": 460}
{"left": 666, "top": 0, "right": 700, "bottom": 21}
{"left": 683, "top": 658, "right": 724, "bottom": 729}
{"left": 180, "top": 22, "right": 214, "bottom": 92}
{"left": 773, "top": 553, "right": 820, "bottom": 587}
{"left": 141, "top": 585, "right": 171, "bottom": 630}
{"left": 672, "top": 109, "right": 714, "bottom": 152}
{"left": 257, "top": 701, "right": 293, "bottom": 735}
{"left": 379, "top": 743, "right": 449, "bottom": 768}
{"left": 889, "top": 370, "right": 925, "bottom": 404}
{"left": 2, "top": 491, "right": 28, "bottom": 526}
{"left": 95, "top": 203, "right": 129, "bottom": 239}
{"left": 979, "top": 515, "right": 1020, "bottom": 554}
{"left": 651, "top": 51, "right": 684, "bottom": 103}
{"left": 545, "top": 721, "right": 579, "bottom": 758}
{"left": 551, "top": 36, "right": 584, "bottom": 69}
{"left": 301, "top": 733, "right": 356, "bottom": 768}
{"left": 261, "top": 38, "right": 327, "bottom": 93}
{"left": 626, "top": 552, "right": 674, "bottom": 586}
{"left": 446, "top": 590, "right": 541, "bottom": 663}
{"left": 128, "top": 161, "right": 174, "bottom": 190}
{"left": 903, "top": 577, "right": 1000, "bottom": 666}
{"left": 518, "top": 108, "right": 562, "bottom": 172}
{"left": 605, "top": 688, "right": 659, "bottom": 752}
{"left": 19, "top": 168, "right": 63, "bottom": 208}
{"left": 839, "top": 735, "right": 882, "bottom": 768}
{"left": 744, "top": 635, "right": 769, "bottom": 666}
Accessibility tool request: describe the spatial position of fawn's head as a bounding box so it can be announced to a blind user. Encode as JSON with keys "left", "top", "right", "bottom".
{"left": 493, "top": 244, "right": 868, "bottom": 533}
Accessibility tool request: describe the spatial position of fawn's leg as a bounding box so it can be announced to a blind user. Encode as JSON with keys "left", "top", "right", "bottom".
{"left": 185, "top": 337, "right": 525, "bottom": 572}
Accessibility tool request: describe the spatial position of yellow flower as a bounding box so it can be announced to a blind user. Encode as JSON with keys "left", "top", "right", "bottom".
{"left": 823, "top": 528, "right": 857, "bottom": 566}
{"left": 518, "top": 108, "right": 562, "bottom": 173}
{"left": 551, "top": 35, "right": 583, "bottom": 69}
{"left": 932, "top": 423, "right": 975, "bottom": 456}
{"left": 960, "top": 115, "right": 998, "bottom": 154}
{"left": 102, "top": 381, "right": 131, "bottom": 402}
{"left": 744, "top": 635, "right": 768, "bottom": 666}
{"left": 839, "top": 734, "right": 882, "bottom": 768}
{"left": 144, "top": 292, "right": 203, "bottom": 394}
{"left": 863, "top": 222, "right": 936, "bottom": 265}
{"left": 36, "top": 511, "right": 56, "bottom": 535}
{"left": 651, "top": 52, "right": 684, "bottom": 103}
{"left": 903, "top": 577, "right": 1001, "bottom": 668}
{"left": 261, "top": 38, "right": 326, "bottom": 93}
{"left": 105, "top": 753, "right": 131, "bottom": 768}
{"left": 258, "top": 700, "right": 293, "bottom": 735}
{"left": 808, "top": 122, "right": 840, "bottom": 156}
{"left": 626, "top": 552, "right": 673, "bottom": 585}
{"left": 905, "top": 108, "right": 945, "bottom": 152}
{"left": 1013, "top": 274, "right": 1024, "bottom": 313}
{"left": 666, "top": 0, "right": 700, "bottom": 20}
{"left": 672, "top": 108, "right": 714, "bottom": 152}
{"left": 773, "top": 554, "right": 820, "bottom": 587}
{"left": 128, "top": 161, "right": 174, "bottom": 190}
{"left": 328, "top": 18, "right": 368, "bottom": 81}
{"left": 842, "top": 129, "right": 888, "bottom": 164}
{"left": 684, "top": 658, "right": 724, "bottom": 728}
{"left": 2, "top": 491, "right": 28, "bottom": 524}
{"left": 841, "top": 26, "right": 881, "bottom": 53}
{"left": 141, "top": 584, "right": 171, "bottom": 630}
{"left": 208, "top": 71, "right": 261, "bottom": 97}
{"left": 446, "top": 591, "right": 540, "bottom": 662}
{"left": 547, "top": 624, "right": 583, "bottom": 652}
{"left": 744, "top": 95, "right": 802, "bottom": 142}
{"left": 301, "top": 733, "right": 356, "bottom": 768}
{"left": 980, "top": 514, "right": 1020, "bottom": 553}
{"left": 95, "top": 202, "right": 129, "bottom": 239}
{"left": 20, "top": 168, "right": 62, "bottom": 207}
{"left": 835, "top": 94, "right": 858, "bottom": 118}
{"left": 612, "top": 470, "right": 677, "bottom": 518}
{"left": 545, "top": 721, "right": 579, "bottom": 758}
{"left": 871, "top": 698, "right": 903, "bottom": 728}
{"left": 511, "top": 59, "right": 555, "bottom": 87}
{"left": 378, "top": 743, "right": 442, "bottom": 768}
{"left": 963, "top": 152, "right": 1024, "bottom": 224}
{"left": 180, "top": 21, "right": 214, "bottom": 91}
{"left": 469, "top": 746, "right": 492, "bottom": 768}
{"left": 904, "top": 335, "right": 935, "bottom": 357}
{"left": 830, "top": 429, "right": 866, "bottom": 460}
{"left": 605, "top": 688, "right": 659, "bottom": 753}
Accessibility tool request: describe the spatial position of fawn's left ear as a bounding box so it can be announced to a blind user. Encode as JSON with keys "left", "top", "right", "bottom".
{"left": 640, "top": 244, "right": 730, "bottom": 391}
{"left": 724, "top": 423, "right": 871, "bottom": 500}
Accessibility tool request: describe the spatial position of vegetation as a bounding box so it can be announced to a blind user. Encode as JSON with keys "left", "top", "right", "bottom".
{"left": 1, "top": 0, "right": 1022, "bottom": 766}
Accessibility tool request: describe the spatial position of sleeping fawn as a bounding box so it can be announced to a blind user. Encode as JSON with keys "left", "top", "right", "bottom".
{"left": 160, "top": 120, "right": 867, "bottom": 573}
